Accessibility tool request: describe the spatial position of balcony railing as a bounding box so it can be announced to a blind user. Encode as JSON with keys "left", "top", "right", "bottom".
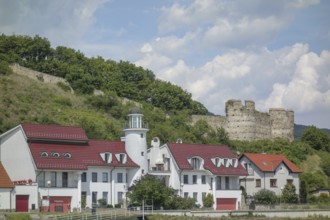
{"left": 123, "top": 122, "right": 148, "bottom": 129}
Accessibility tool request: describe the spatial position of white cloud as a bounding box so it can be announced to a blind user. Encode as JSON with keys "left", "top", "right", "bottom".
{"left": 263, "top": 50, "right": 330, "bottom": 112}
{"left": 0, "top": 0, "right": 108, "bottom": 46}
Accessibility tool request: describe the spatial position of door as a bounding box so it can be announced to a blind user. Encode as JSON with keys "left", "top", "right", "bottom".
{"left": 16, "top": 195, "right": 29, "bottom": 212}
{"left": 216, "top": 198, "right": 236, "bottom": 210}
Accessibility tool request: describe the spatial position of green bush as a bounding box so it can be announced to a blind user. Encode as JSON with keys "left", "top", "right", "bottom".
{"left": 0, "top": 60, "right": 13, "bottom": 75}
{"left": 57, "top": 81, "right": 71, "bottom": 92}
{"left": 98, "top": 198, "right": 107, "bottom": 207}
{"left": 202, "top": 193, "right": 213, "bottom": 208}
{"left": 254, "top": 189, "right": 277, "bottom": 205}
{"left": 6, "top": 213, "right": 31, "bottom": 220}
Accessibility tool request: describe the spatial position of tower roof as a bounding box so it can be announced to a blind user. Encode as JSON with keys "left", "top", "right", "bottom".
{"left": 128, "top": 107, "right": 142, "bottom": 114}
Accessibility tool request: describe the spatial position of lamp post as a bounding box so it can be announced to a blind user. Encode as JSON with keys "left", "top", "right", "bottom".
{"left": 280, "top": 186, "right": 284, "bottom": 208}
{"left": 47, "top": 180, "right": 51, "bottom": 212}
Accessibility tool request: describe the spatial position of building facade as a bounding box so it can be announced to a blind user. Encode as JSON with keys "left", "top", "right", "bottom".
{"left": 239, "top": 153, "right": 301, "bottom": 197}
{"left": 0, "top": 109, "right": 147, "bottom": 212}
{"left": 148, "top": 138, "right": 248, "bottom": 210}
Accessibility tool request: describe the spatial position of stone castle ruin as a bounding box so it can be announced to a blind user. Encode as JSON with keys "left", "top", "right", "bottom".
{"left": 191, "top": 99, "right": 294, "bottom": 141}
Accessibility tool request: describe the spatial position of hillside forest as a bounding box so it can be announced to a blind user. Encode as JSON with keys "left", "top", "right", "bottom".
{"left": 0, "top": 34, "right": 330, "bottom": 203}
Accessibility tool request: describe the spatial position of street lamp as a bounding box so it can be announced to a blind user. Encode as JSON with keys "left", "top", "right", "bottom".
{"left": 280, "top": 186, "right": 284, "bottom": 207}
{"left": 47, "top": 180, "right": 51, "bottom": 212}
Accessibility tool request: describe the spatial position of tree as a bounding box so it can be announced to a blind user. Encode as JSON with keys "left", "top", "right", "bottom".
{"left": 127, "top": 175, "right": 197, "bottom": 210}
{"left": 254, "top": 189, "right": 277, "bottom": 205}
{"left": 301, "top": 126, "right": 330, "bottom": 152}
{"left": 127, "top": 175, "right": 175, "bottom": 209}
{"left": 300, "top": 171, "right": 328, "bottom": 193}
{"left": 202, "top": 193, "right": 214, "bottom": 208}
{"left": 281, "top": 183, "right": 298, "bottom": 203}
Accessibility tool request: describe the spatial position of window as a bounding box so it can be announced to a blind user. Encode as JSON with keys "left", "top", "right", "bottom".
{"left": 119, "top": 154, "right": 126, "bottom": 163}
{"left": 184, "top": 192, "right": 189, "bottom": 199}
{"left": 102, "top": 172, "right": 108, "bottom": 183}
{"left": 225, "top": 176, "right": 230, "bottom": 190}
{"left": 62, "top": 172, "right": 68, "bottom": 187}
{"left": 63, "top": 153, "right": 71, "bottom": 158}
{"left": 40, "top": 152, "right": 48, "bottom": 158}
{"left": 193, "top": 175, "right": 197, "bottom": 184}
{"left": 81, "top": 172, "right": 87, "bottom": 182}
{"left": 215, "top": 158, "right": 220, "bottom": 167}
{"left": 287, "top": 179, "right": 293, "bottom": 184}
{"left": 202, "top": 192, "right": 206, "bottom": 199}
{"left": 183, "top": 175, "right": 188, "bottom": 184}
{"left": 216, "top": 176, "right": 221, "bottom": 190}
{"left": 270, "top": 179, "right": 277, "bottom": 187}
{"left": 37, "top": 172, "right": 45, "bottom": 187}
{"left": 126, "top": 173, "right": 128, "bottom": 183}
{"left": 103, "top": 192, "right": 108, "bottom": 204}
{"left": 193, "top": 192, "right": 198, "bottom": 200}
{"left": 92, "top": 172, "right": 98, "bottom": 182}
{"left": 256, "top": 179, "right": 261, "bottom": 187}
{"left": 141, "top": 152, "right": 144, "bottom": 156}
{"left": 104, "top": 153, "right": 110, "bottom": 163}
{"left": 231, "top": 158, "right": 237, "bottom": 167}
{"left": 191, "top": 158, "right": 201, "bottom": 170}
{"left": 224, "top": 158, "right": 228, "bottom": 167}
{"left": 210, "top": 178, "right": 213, "bottom": 190}
{"left": 52, "top": 152, "right": 60, "bottom": 158}
{"left": 92, "top": 192, "right": 97, "bottom": 205}
{"left": 201, "top": 175, "right": 206, "bottom": 184}
{"left": 117, "top": 173, "right": 123, "bottom": 183}
{"left": 51, "top": 172, "right": 57, "bottom": 187}
{"left": 118, "top": 192, "right": 123, "bottom": 203}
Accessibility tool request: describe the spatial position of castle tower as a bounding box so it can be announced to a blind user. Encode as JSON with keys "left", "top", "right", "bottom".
{"left": 123, "top": 107, "right": 149, "bottom": 185}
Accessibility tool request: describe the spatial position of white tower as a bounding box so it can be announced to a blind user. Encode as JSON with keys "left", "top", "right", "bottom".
{"left": 123, "top": 107, "right": 148, "bottom": 186}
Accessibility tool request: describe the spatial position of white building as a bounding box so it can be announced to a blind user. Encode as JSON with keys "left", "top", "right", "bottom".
{"left": 147, "top": 138, "right": 248, "bottom": 210}
{"left": 0, "top": 108, "right": 147, "bottom": 212}
{"left": 239, "top": 153, "right": 301, "bottom": 197}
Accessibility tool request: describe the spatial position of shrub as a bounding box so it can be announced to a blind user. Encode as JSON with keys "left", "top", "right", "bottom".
{"left": 115, "top": 204, "right": 121, "bottom": 208}
{"left": 254, "top": 189, "right": 277, "bottom": 205}
{"left": 282, "top": 183, "right": 299, "bottom": 203}
{"left": 57, "top": 81, "right": 71, "bottom": 92}
{"left": 202, "top": 193, "right": 213, "bottom": 208}
{"left": 0, "top": 60, "right": 13, "bottom": 75}
{"left": 98, "top": 198, "right": 107, "bottom": 207}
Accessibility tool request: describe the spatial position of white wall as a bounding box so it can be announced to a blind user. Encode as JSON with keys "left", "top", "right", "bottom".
{"left": 82, "top": 167, "right": 128, "bottom": 208}
{"left": 14, "top": 185, "right": 39, "bottom": 211}
{"left": 0, "top": 189, "right": 14, "bottom": 210}
{"left": 1, "top": 127, "right": 36, "bottom": 181}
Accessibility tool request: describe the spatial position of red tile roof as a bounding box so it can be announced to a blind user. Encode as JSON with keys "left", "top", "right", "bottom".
{"left": 167, "top": 143, "right": 248, "bottom": 176}
{"left": 0, "top": 162, "right": 14, "bottom": 188}
{"left": 22, "top": 123, "right": 88, "bottom": 142}
{"left": 241, "top": 153, "right": 302, "bottom": 173}
{"left": 29, "top": 140, "right": 138, "bottom": 170}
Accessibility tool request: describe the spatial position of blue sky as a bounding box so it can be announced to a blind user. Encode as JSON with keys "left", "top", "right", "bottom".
{"left": 1, "top": 0, "right": 330, "bottom": 128}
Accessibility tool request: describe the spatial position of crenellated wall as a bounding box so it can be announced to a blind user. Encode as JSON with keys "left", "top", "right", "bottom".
{"left": 191, "top": 99, "right": 294, "bottom": 141}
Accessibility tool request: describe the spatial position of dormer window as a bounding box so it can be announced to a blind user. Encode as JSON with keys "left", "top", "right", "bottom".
{"left": 224, "top": 158, "right": 229, "bottom": 167}
{"left": 100, "top": 152, "right": 112, "bottom": 163}
{"left": 52, "top": 152, "right": 60, "bottom": 158}
{"left": 40, "top": 152, "right": 48, "bottom": 158}
{"left": 231, "top": 158, "right": 238, "bottom": 167}
{"left": 191, "top": 157, "right": 201, "bottom": 170}
{"left": 63, "top": 153, "right": 72, "bottom": 158}
{"left": 116, "top": 153, "right": 127, "bottom": 164}
{"left": 211, "top": 157, "right": 222, "bottom": 167}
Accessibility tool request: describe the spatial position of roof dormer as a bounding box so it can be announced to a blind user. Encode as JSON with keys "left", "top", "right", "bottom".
{"left": 188, "top": 156, "right": 203, "bottom": 170}
{"left": 115, "top": 153, "right": 127, "bottom": 164}
{"left": 100, "top": 152, "right": 112, "bottom": 163}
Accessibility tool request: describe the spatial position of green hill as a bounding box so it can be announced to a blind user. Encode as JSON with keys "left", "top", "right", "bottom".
{"left": 1, "top": 34, "right": 330, "bottom": 195}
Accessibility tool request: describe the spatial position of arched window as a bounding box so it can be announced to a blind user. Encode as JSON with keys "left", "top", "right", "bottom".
{"left": 40, "top": 152, "right": 48, "bottom": 158}
{"left": 63, "top": 153, "right": 72, "bottom": 159}
{"left": 191, "top": 158, "right": 201, "bottom": 170}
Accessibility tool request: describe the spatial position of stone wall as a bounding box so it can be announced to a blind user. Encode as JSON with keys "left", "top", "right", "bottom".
{"left": 191, "top": 99, "right": 294, "bottom": 141}
{"left": 10, "top": 64, "right": 73, "bottom": 93}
